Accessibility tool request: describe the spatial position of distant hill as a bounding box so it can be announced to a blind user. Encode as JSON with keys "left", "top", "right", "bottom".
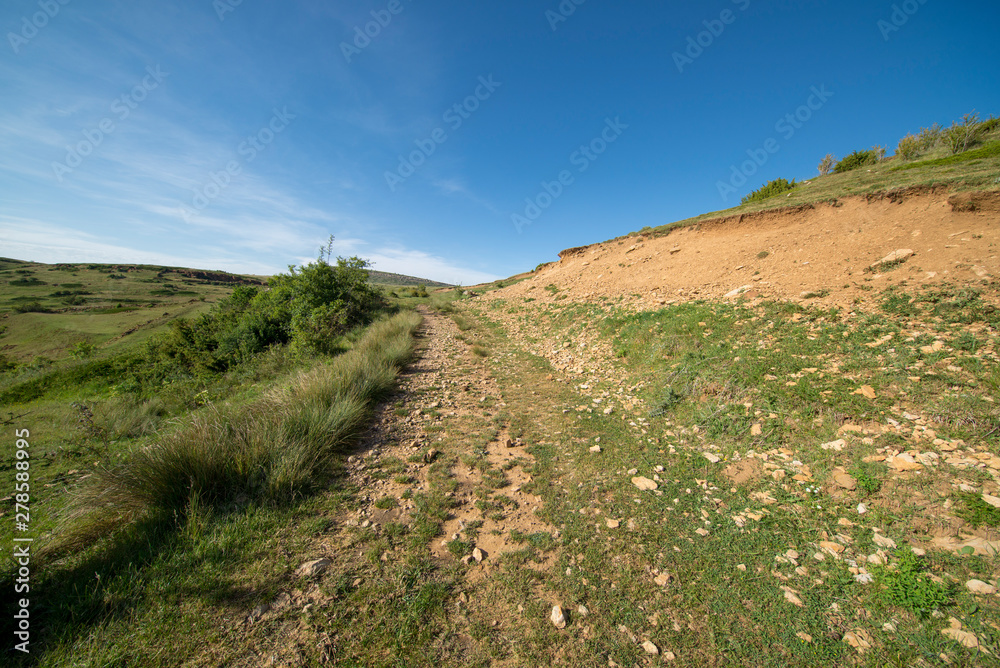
{"left": 0, "top": 259, "right": 264, "bottom": 364}
{"left": 366, "top": 270, "right": 452, "bottom": 287}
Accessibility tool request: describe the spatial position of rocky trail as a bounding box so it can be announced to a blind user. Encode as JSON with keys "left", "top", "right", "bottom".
{"left": 226, "top": 191, "right": 1000, "bottom": 666}
{"left": 344, "top": 306, "right": 555, "bottom": 570}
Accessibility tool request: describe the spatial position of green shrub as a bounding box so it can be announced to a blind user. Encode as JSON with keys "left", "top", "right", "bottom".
{"left": 918, "top": 123, "right": 943, "bottom": 150}
{"left": 130, "top": 248, "right": 387, "bottom": 388}
{"left": 978, "top": 115, "right": 1000, "bottom": 135}
{"left": 874, "top": 549, "right": 952, "bottom": 618}
{"left": 12, "top": 301, "right": 48, "bottom": 313}
{"left": 834, "top": 149, "right": 879, "bottom": 173}
{"left": 741, "top": 177, "right": 796, "bottom": 204}
{"left": 895, "top": 134, "right": 922, "bottom": 160}
{"left": 69, "top": 341, "right": 97, "bottom": 359}
{"left": 943, "top": 111, "right": 981, "bottom": 154}
{"left": 9, "top": 277, "right": 45, "bottom": 286}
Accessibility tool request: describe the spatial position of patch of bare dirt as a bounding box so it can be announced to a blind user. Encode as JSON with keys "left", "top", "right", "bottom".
{"left": 342, "top": 307, "right": 555, "bottom": 570}
{"left": 495, "top": 189, "right": 1000, "bottom": 311}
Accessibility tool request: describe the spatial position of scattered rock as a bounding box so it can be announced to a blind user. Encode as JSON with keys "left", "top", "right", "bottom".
{"left": 248, "top": 602, "right": 270, "bottom": 623}
{"left": 920, "top": 341, "right": 945, "bottom": 355}
{"left": 982, "top": 494, "right": 1000, "bottom": 509}
{"left": 631, "top": 476, "right": 659, "bottom": 491}
{"left": 472, "top": 547, "right": 485, "bottom": 563}
{"left": 641, "top": 640, "right": 660, "bottom": 655}
{"left": 941, "top": 628, "right": 982, "bottom": 650}
{"left": 703, "top": 453, "right": 721, "bottom": 463}
{"left": 821, "top": 439, "right": 846, "bottom": 451}
{"left": 781, "top": 586, "right": 804, "bottom": 607}
{"left": 590, "top": 445, "right": 602, "bottom": 453}
{"left": 796, "top": 632, "right": 813, "bottom": 643}
{"left": 751, "top": 423, "right": 763, "bottom": 436}
{"left": 577, "top": 605, "right": 589, "bottom": 617}
{"left": 872, "top": 534, "right": 897, "bottom": 550}
{"left": 818, "top": 541, "right": 845, "bottom": 555}
{"left": 725, "top": 285, "right": 753, "bottom": 298}
{"left": 887, "top": 453, "right": 923, "bottom": 472}
{"left": 966, "top": 579, "right": 997, "bottom": 595}
{"left": 833, "top": 472, "right": 857, "bottom": 490}
{"left": 844, "top": 630, "right": 873, "bottom": 654}
{"left": 870, "top": 249, "right": 914, "bottom": 269}
{"left": 654, "top": 572, "right": 672, "bottom": 586}
{"left": 295, "top": 558, "right": 332, "bottom": 579}
{"left": 423, "top": 449, "right": 439, "bottom": 464}
{"left": 606, "top": 519, "right": 620, "bottom": 529}
{"left": 931, "top": 535, "right": 1000, "bottom": 556}
{"left": 695, "top": 528, "right": 710, "bottom": 537}
{"left": 550, "top": 605, "right": 567, "bottom": 629}
{"left": 853, "top": 385, "right": 877, "bottom": 400}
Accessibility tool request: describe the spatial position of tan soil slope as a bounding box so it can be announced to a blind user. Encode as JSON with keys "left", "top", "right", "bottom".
{"left": 500, "top": 189, "right": 1000, "bottom": 309}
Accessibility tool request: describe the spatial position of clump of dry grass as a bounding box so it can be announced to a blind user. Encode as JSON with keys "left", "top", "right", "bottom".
{"left": 41, "top": 311, "right": 421, "bottom": 561}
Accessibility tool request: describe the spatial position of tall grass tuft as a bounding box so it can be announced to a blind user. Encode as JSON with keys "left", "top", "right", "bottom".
{"left": 41, "top": 310, "right": 421, "bottom": 561}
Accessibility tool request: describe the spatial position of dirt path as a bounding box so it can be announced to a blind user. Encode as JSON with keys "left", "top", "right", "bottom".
{"left": 345, "top": 306, "right": 555, "bottom": 570}
{"left": 223, "top": 308, "right": 560, "bottom": 666}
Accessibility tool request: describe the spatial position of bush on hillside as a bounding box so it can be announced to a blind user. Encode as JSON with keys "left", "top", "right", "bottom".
{"left": 741, "top": 178, "right": 797, "bottom": 205}
{"left": 834, "top": 149, "right": 879, "bottom": 173}
{"left": 817, "top": 154, "right": 836, "bottom": 176}
{"left": 12, "top": 301, "right": 48, "bottom": 313}
{"left": 979, "top": 115, "right": 1000, "bottom": 135}
{"left": 10, "top": 277, "right": 45, "bottom": 286}
{"left": 134, "top": 247, "right": 386, "bottom": 388}
{"left": 944, "top": 112, "right": 981, "bottom": 155}
{"left": 918, "top": 123, "right": 943, "bottom": 150}
{"left": 896, "top": 133, "right": 922, "bottom": 160}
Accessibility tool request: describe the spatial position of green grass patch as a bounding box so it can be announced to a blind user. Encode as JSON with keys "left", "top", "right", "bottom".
{"left": 954, "top": 493, "right": 1000, "bottom": 528}
{"left": 893, "top": 139, "right": 1000, "bottom": 171}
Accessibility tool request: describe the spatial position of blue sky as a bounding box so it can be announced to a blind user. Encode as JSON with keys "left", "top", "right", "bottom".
{"left": 2, "top": 0, "right": 998, "bottom": 284}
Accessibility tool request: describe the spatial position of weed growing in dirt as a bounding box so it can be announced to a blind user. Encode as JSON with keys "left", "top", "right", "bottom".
{"left": 954, "top": 493, "right": 1000, "bottom": 528}
{"left": 873, "top": 549, "right": 953, "bottom": 618}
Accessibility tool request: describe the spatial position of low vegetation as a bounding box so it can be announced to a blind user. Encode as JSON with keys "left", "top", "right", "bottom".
{"left": 0, "top": 246, "right": 429, "bottom": 666}
{"left": 834, "top": 148, "right": 881, "bottom": 173}
{"left": 741, "top": 177, "right": 797, "bottom": 204}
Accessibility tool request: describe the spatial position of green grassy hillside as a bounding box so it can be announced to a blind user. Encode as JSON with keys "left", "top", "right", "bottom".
{"left": 367, "top": 269, "right": 452, "bottom": 288}
{"left": 630, "top": 114, "right": 1000, "bottom": 238}
{"left": 0, "top": 259, "right": 263, "bottom": 365}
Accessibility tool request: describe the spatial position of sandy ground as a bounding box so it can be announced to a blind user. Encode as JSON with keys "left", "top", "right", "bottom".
{"left": 496, "top": 189, "right": 1000, "bottom": 311}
